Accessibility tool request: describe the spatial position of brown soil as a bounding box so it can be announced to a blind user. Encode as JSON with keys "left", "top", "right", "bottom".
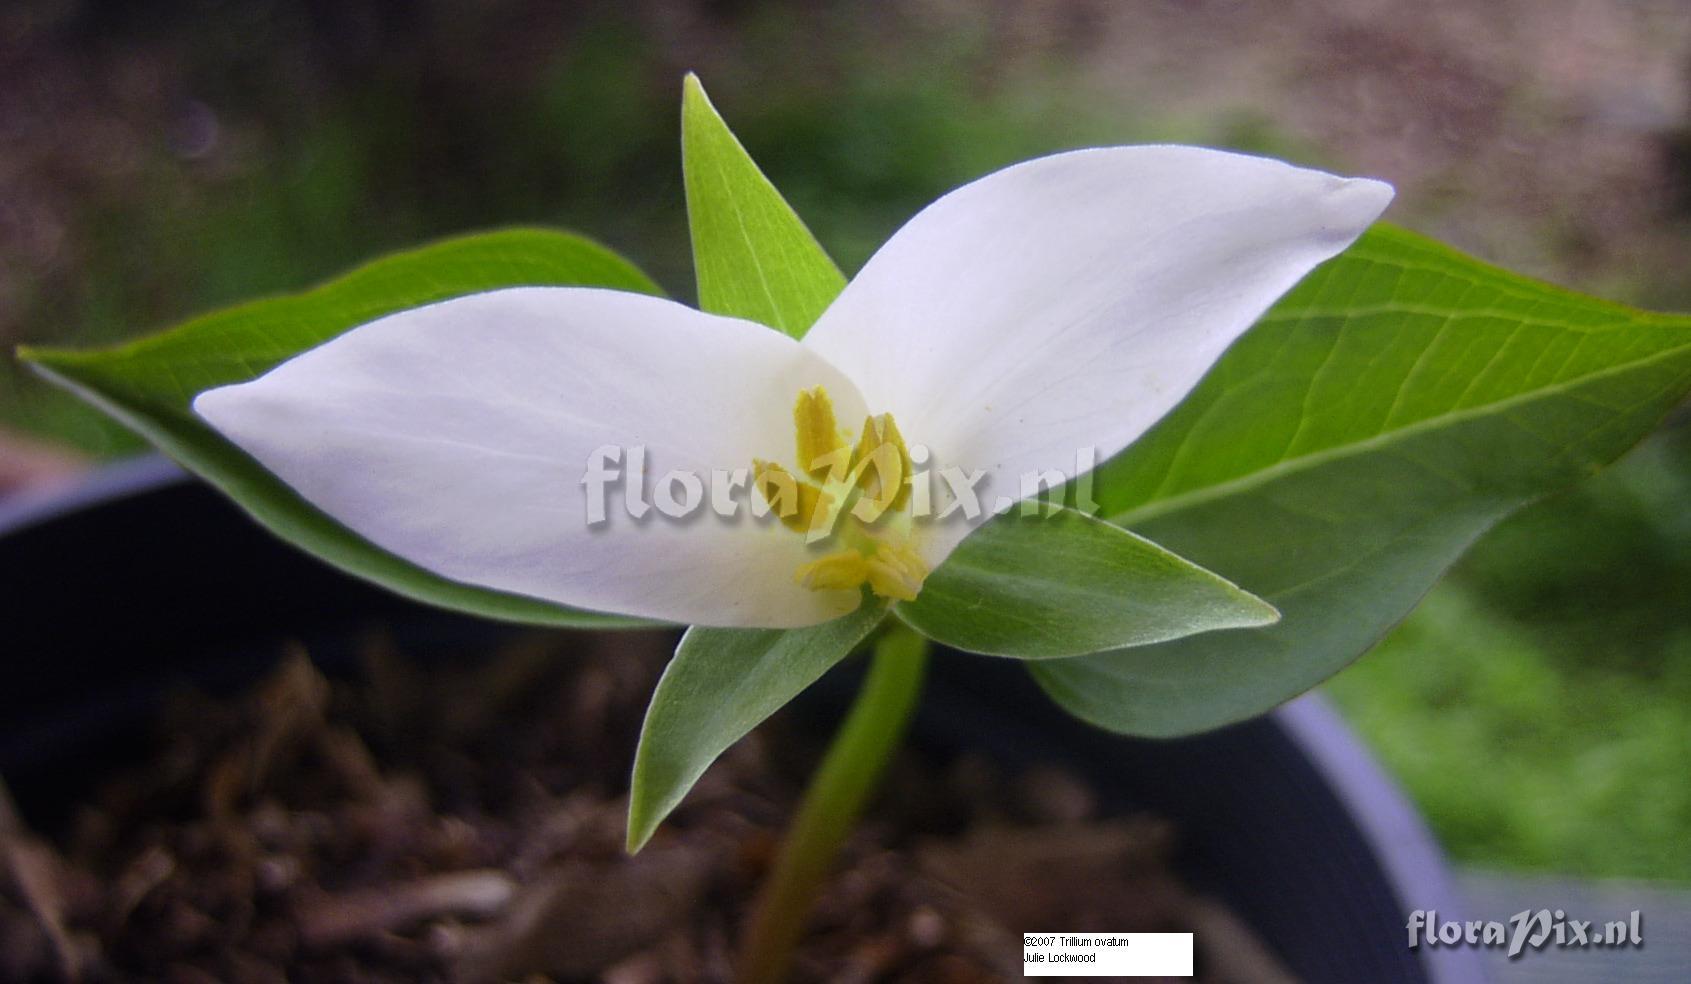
{"left": 0, "top": 630, "right": 1293, "bottom": 983}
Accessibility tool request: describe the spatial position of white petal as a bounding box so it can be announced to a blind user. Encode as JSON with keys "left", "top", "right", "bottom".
{"left": 803, "top": 146, "right": 1392, "bottom": 561}
{"left": 195, "top": 287, "right": 869, "bottom": 628}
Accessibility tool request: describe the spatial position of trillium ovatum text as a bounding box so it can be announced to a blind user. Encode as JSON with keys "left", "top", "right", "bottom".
{"left": 24, "top": 76, "right": 1691, "bottom": 860}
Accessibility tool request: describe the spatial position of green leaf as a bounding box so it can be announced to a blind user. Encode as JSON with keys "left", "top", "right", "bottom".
{"left": 22, "top": 229, "right": 662, "bottom": 628}
{"left": 1031, "top": 224, "right": 1691, "bottom": 736}
{"left": 627, "top": 600, "right": 888, "bottom": 852}
{"left": 896, "top": 507, "right": 1278, "bottom": 659}
{"left": 682, "top": 74, "right": 846, "bottom": 335}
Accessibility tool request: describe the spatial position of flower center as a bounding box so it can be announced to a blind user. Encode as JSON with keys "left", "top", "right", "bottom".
{"left": 752, "top": 385, "right": 928, "bottom": 602}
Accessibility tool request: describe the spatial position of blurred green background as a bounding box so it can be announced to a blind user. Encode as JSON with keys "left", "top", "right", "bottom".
{"left": 2, "top": 0, "right": 1688, "bottom": 882}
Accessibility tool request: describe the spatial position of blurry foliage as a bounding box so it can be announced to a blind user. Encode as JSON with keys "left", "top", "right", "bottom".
{"left": 3, "top": 0, "right": 1689, "bottom": 881}
{"left": 0, "top": 1, "right": 1287, "bottom": 452}
{"left": 1328, "top": 422, "right": 1691, "bottom": 881}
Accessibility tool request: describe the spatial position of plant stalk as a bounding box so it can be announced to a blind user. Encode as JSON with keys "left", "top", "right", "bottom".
{"left": 734, "top": 622, "right": 930, "bottom": 984}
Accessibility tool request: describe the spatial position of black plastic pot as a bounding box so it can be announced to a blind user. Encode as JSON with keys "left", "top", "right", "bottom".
{"left": 0, "top": 456, "right": 1487, "bottom": 983}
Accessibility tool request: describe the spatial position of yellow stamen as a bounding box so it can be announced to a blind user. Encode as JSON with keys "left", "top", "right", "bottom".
{"left": 864, "top": 541, "right": 928, "bottom": 602}
{"left": 757, "top": 391, "right": 930, "bottom": 602}
{"left": 795, "top": 549, "right": 871, "bottom": 592}
{"left": 850, "top": 413, "right": 911, "bottom": 515}
{"left": 752, "top": 460, "right": 833, "bottom": 534}
{"left": 794, "top": 386, "right": 848, "bottom": 480}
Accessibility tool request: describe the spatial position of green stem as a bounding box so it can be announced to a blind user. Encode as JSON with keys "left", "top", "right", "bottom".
{"left": 734, "top": 621, "right": 930, "bottom": 984}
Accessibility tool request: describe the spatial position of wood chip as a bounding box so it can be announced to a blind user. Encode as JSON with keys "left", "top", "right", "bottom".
{"left": 298, "top": 869, "right": 517, "bottom": 948}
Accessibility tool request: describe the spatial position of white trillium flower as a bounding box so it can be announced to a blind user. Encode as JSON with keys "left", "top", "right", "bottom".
{"left": 194, "top": 146, "right": 1392, "bottom": 629}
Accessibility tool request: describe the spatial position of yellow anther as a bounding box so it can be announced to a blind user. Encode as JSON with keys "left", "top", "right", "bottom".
{"left": 760, "top": 390, "right": 929, "bottom": 602}
{"left": 795, "top": 549, "right": 871, "bottom": 592}
{"left": 753, "top": 460, "right": 834, "bottom": 535}
{"left": 864, "top": 541, "right": 928, "bottom": 602}
{"left": 752, "top": 459, "right": 796, "bottom": 519}
{"left": 794, "top": 386, "right": 848, "bottom": 480}
{"left": 850, "top": 413, "right": 911, "bottom": 515}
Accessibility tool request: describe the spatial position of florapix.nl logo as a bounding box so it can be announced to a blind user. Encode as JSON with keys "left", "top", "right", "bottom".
{"left": 579, "top": 443, "right": 1102, "bottom": 531}
{"left": 1408, "top": 909, "right": 1643, "bottom": 960}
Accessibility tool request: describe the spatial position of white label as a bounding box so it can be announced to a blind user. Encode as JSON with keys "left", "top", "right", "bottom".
{"left": 1023, "top": 933, "right": 1194, "bottom": 977}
